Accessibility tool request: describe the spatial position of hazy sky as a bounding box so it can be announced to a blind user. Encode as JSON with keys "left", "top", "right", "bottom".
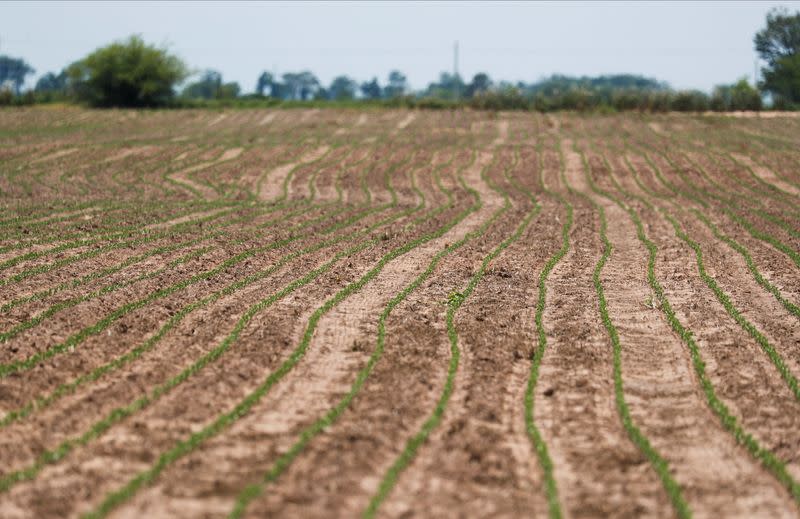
{"left": 2, "top": 1, "right": 799, "bottom": 93}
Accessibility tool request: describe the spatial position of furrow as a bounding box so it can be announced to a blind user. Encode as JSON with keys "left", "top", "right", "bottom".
{"left": 0, "top": 201, "right": 418, "bottom": 499}
{"left": 74, "top": 155, "right": 480, "bottom": 518}
{"left": 578, "top": 137, "right": 800, "bottom": 513}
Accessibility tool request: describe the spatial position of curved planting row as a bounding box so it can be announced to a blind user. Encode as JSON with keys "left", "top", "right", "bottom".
{"left": 0, "top": 109, "right": 798, "bottom": 518}
{"left": 581, "top": 134, "right": 800, "bottom": 509}
{"left": 80, "top": 152, "right": 484, "bottom": 518}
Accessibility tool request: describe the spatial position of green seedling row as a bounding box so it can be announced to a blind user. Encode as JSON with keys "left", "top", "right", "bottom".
{"left": 82, "top": 151, "right": 481, "bottom": 518}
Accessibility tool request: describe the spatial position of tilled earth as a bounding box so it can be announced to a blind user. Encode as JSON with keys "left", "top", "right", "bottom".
{"left": 0, "top": 108, "right": 798, "bottom": 518}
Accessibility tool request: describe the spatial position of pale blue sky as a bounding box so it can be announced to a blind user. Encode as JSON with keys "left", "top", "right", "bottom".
{"left": 2, "top": 1, "right": 799, "bottom": 93}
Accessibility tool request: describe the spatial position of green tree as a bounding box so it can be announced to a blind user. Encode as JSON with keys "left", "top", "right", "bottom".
{"left": 671, "top": 90, "right": 710, "bottom": 112}
{"left": 730, "top": 78, "right": 762, "bottom": 110}
{"left": 711, "top": 78, "right": 762, "bottom": 111}
{"left": 710, "top": 85, "right": 731, "bottom": 111}
{"left": 281, "top": 73, "right": 300, "bottom": 99}
{"left": 67, "top": 35, "right": 187, "bottom": 107}
{"left": 255, "top": 71, "right": 274, "bottom": 96}
{"left": 761, "top": 54, "right": 800, "bottom": 108}
{"left": 281, "top": 71, "right": 320, "bottom": 100}
{"left": 425, "top": 72, "right": 465, "bottom": 100}
{"left": 35, "top": 70, "right": 68, "bottom": 93}
{"left": 182, "top": 70, "right": 240, "bottom": 100}
{"left": 465, "top": 72, "right": 492, "bottom": 97}
{"left": 0, "top": 56, "right": 35, "bottom": 94}
{"left": 314, "top": 87, "right": 329, "bottom": 100}
{"left": 270, "top": 81, "right": 287, "bottom": 99}
{"left": 360, "top": 77, "right": 382, "bottom": 99}
{"left": 384, "top": 70, "right": 408, "bottom": 98}
{"left": 755, "top": 8, "right": 800, "bottom": 106}
{"left": 182, "top": 70, "right": 222, "bottom": 99}
{"left": 328, "top": 75, "right": 357, "bottom": 100}
{"left": 298, "top": 72, "right": 320, "bottom": 100}
{"left": 218, "top": 82, "right": 241, "bottom": 99}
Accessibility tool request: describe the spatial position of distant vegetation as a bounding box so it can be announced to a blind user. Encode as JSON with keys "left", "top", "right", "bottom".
{"left": 0, "top": 56, "right": 35, "bottom": 95}
{"left": 66, "top": 36, "right": 188, "bottom": 107}
{"left": 181, "top": 70, "right": 240, "bottom": 101}
{"left": 755, "top": 7, "right": 800, "bottom": 109}
{"left": 1, "top": 8, "right": 798, "bottom": 111}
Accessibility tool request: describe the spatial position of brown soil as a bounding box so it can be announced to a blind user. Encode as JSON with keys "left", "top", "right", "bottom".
{"left": 0, "top": 109, "right": 798, "bottom": 519}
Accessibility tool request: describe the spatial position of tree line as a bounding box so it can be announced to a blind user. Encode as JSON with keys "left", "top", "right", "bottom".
{"left": 1, "top": 8, "right": 798, "bottom": 111}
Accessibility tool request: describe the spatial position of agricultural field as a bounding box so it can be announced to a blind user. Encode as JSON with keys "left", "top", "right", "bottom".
{"left": 0, "top": 107, "right": 799, "bottom": 519}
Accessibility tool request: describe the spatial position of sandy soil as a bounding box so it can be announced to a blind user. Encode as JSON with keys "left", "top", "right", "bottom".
{"left": 0, "top": 108, "right": 797, "bottom": 519}
{"left": 396, "top": 113, "right": 416, "bottom": 130}
{"left": 166, "top": 147, "right": 244, "bottom": 198}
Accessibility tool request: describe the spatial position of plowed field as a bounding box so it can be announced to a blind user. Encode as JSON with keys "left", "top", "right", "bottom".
{"left": 0, "top": 108, "right": 798, "bottom": 518}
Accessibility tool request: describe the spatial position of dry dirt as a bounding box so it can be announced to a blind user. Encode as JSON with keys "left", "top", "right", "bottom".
{"left": 0, "top": 108, "right": 798, "bottom": 519}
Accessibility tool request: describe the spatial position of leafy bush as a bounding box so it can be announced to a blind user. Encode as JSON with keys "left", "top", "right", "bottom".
{"left": 731, "top": 79, "right": 763, "bottom": 110}
{"left": 645, "top": 92, "right": 675, "bottom": 112}
{"left": 469, "top": 90, "right": 529, "bottom": 111}
{"left": 711, "top": 79, "right": 762, "bottom": 111}
{"left": 67, "top": 36, "right": 188, "bottom": 107}
{"left": 611, "top": 90, "right": 644, "bottom": 112}
{"left": 671, "top": 90, "right": 710, "bottom": 112}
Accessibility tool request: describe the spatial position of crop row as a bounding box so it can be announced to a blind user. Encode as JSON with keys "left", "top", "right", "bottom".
{"left": 578, "top": 134, "right": 800, "bottom": 508}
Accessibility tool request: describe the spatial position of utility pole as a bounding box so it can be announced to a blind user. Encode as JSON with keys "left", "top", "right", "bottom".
{"left": 454, "top": 40, "right": 459, "bottom": 100}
